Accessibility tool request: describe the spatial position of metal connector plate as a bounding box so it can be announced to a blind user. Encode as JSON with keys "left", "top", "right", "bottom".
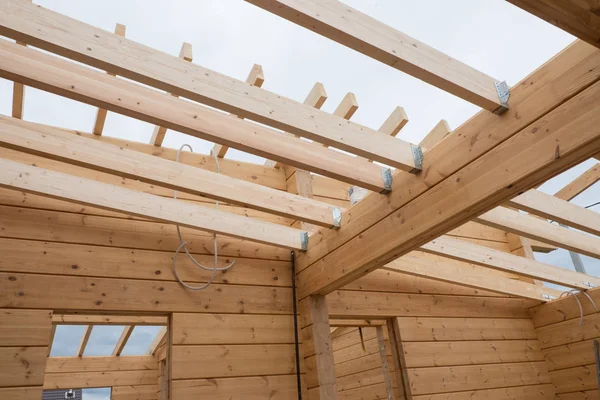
{"left": 493, "top": 81, "right": 510, "bottom": 115}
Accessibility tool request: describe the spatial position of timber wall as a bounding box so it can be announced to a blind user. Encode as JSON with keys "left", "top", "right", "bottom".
{"left": 530, "top": 287, "right": 600, "bottom": 399}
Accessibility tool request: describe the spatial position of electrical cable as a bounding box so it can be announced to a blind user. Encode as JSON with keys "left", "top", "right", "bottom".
{"left": 171, "top": 144, "right": 235, "bottom": 290}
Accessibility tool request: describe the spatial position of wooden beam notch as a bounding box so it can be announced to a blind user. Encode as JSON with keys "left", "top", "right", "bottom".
{"left": 92, "top": 23, "right": 126, "bottom": 135}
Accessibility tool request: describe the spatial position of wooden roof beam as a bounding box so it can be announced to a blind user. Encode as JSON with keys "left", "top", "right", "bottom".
{"left": 93, "top": 23, "right": 126, "bottom": 136}
{"left": 329, "top": 319, "right": 386, "bottom": 327}
{"left": 245, "top": 0, "right": 509, "bottom": 113}
{"left": 53, "top": 314, "right": 168, "bottom": 326}
{"left": 507, "top": 189, "right": 600, "bottom": 236}
{"left": 295, "top": 47, "right": 600, "bottom": 298}
{"left": 10, "top": 0, "right": 30, "bottom": 120}
{"left": 76, "top": 325, "right": 93, "bottom": 357}
{"left": 213, "top": 64, "right": 265, "bottom": 157}
{"left": 554, "top": 162, "right": 599, "bottom": 201}
{"left": 475, "top": 207, "right": 600, "bottom": 259}
{"left": 112, "top": 325, "right": 134, "bottom": 356}
{"left": 150, "top": 42, "right": 193, "bottom": 146}
{"left": 148, "top": 326, "right": 167, "bottom": 356}
{"left": 0, "top": 158, "right": 308, "bottom": 249}
{"left": 507, "top": 0, "right": 600, "bottom": 49}
{"left": 0, "top": 0, "right": 421, "bottom": 171}
{"left": 0, "top": 116, "right": 343, "bottom": 229}
{"left": 421, "top": 235, "right": 600, "bottom": 290}
{"left": 264, "top": 82, "right": 327, "bottom": 168}
{"left": 0, "top": 40, "right": 391, "bottom": 193}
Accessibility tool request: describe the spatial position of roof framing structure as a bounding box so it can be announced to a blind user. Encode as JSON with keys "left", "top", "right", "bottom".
{"left": 1, "top": 2, "right": 600, "bottom": 397}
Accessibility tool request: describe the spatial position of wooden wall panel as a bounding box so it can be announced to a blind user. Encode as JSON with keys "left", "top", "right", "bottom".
{"left": 111, "top": 384, "right": 158, "bottom": 400}
{"left": 531, "top": 287, "right": 600, "bottom": 398}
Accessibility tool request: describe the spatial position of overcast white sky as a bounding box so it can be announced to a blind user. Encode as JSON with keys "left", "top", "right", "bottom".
{"left": 0, "top": 1, "right": 598, "bottom": 398}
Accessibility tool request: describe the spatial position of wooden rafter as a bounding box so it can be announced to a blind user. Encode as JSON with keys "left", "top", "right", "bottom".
{"left": 420, "top": 119, "right": 452, "bottom": 151}
{"left": 47, "top": 324, "right": 57, "bottom": 357}
{"left": 0, "top": 0, "right": 421, "bottom": 171}
{"left": 554, "top": 162, "right": 599, "bottom": 201}
{"left": 329, "top": 319, "right": 386, "bottom": 327}
{"left": 507, "top": 189, "right": 600, "bottom": 236}
{"left": 295, "top": 41, "right": 600, "bottom": 298}
{"left": 366, "top": 106, "right": 409, "bottom": 162}
{"left": 265, "top": 82, "right": 328, "bottom": 169}
{"left": 150, "top": 42, "right": 194, "bottom": 146}
{"left": 213, "top": 64, "right": 265, "bottom": 157}
{"left": 420, "top": 236, "right": 600, "bottom": 290}
{"left": 53, "top": 314, "right": 168, "bottom": 326}
{"left": 112, "top": 325, "right": 135, "bottom": 356}
{"left": 475, "top": 207, "right": 600, "bottom": 259}
{"left": 507, "top": 0, "right": 600, "bottom": 49}
{"left": 77, "top": 325, "right": 93, "bottom": 357}
{"left": 93, "top": 23, "right": 126, "bottom": 136}
{"left": 0, "top": 158, "right": 308, "bottom": 249}
{"left": 385, "top": 251, "right": 563, "bottom": 301}
{"left": 0, "top": 40, "right": 391, "bottom": 192}
{"left": 0, "top": 116, "right": 343, "bottom": 228}
{"left": 245, "top": 0, "right": 508, "bottom": 113}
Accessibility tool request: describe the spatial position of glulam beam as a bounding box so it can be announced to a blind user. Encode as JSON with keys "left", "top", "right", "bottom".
{"left": 0, "top": 0, "right": 421, "bottom": 171}
{"left": 0, "top": 158, "right": 308, "bottom": 249}
{"left": 0, "top": 40, "right": 390, "bottom": 192}
{"left": 245, "top": 0, "right": 508, "bottom": 112}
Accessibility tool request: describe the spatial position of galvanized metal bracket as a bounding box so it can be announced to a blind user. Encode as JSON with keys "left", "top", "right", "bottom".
{"left": 410, "top": 144, "right": 423, "bottom": 173}
{"left": 380, "top": 167, "right": 393, "bottom": 194}
{"left": 331, "top": 207, "right": 342, "bottom": 228}
{"left": 493, "top": 81, "right": 510, "bottom": 115}
{"left": 583, "top": 281, "right": 596, "bottom": 288}
{"left": 300, "top": 232, "right": 309, "bottom": 251}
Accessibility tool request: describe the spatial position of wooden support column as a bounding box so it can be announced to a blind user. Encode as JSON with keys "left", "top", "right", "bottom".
{"left": 92, "top": 23, "right": 126, "bottom": 136}
{"left": 376, "top": 326, "right": 395, "bottom": 400}
{"left": 10, "top": 0, "right": 30, "bottom": 120}
{"left": 300, "top": 295, "right": 338, "bottom": 400}
{"left": 386, "top": 319, "right": 409, "bottom": 400}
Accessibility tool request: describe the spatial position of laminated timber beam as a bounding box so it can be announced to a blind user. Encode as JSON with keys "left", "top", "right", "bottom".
{"left": 507, "top": 0, "right": 600, "bottom": 49}
{"left": 0, "top": 0, "right": 421, "bottom": 171}
{"left": 0, "top": 158, "right": 308, "bottom": 249}
{"left": 0, "top": 40, "right": 391, "bottom": 193}
{"left": 554, "top": 162, "right": 599, "bottom": 201}
{"left": 475, "top": 207, "right": 600, "bottom": 259}
{"left": 507, "top": 189, "right": 600, "bottom": 236}
{"left": 245, "top": 0, "right": 509, "bottom": 113}
{"left": 420, "top": 236, "right": 600, "bottom": 290}
{"left": 0, "top": 116, "right": 343, "bottom": 229}
{"left": 385, "top": 251, "right": 564, "bottom": 301}
{"left": 294, "top": 40, "right": 600, "bottom": 298}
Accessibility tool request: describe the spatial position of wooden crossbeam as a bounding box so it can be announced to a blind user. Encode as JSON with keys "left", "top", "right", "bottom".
{"left": 554, "top": 162, "right": 599, "bottom": 201}
{"left": 53, "top": 315, "right": 168, "bottom": 326}
{"left": 0, "top": 158, "right": 308, "bottom": 249}
{"left": 0, "top": 40, "right": 390, "bottom": 192}
{"left": 321, "top": 92, "right": 358, "bottom": 148}
{"left": 213, "top": 64, "right": 265, "bottom": 157}
{"left": 148, "top": 326, "right": 167, "bottom": 356}
{"left": 0, "top": 0, "right": 421, "bottom": 171}
{"left": 507, "top": 189, "right": 600, "bottom": 236}
{"left": 476, "top": 207, "right": 600, "bottom": 259}
{"left": 420, "top": 236, "right": 600, "bottom": 290}
{"left": 292, "top": 40, "right": 600, "bottom": 297}
{"left": 0, "top": 116, "right": 342, "bottom": 228}
{"left": 150, "top": 42, "right": 194, "bottom": 146}
{"left": 328, "top": 319, "right": 386, "bottom": 327}
{"left": 365, "top": 106, "right": 410, "bottom": 163}
{"left": 245, "top": 0, "right": 508, "bottom": 113}
{"left": 384, "top": 251, "right": 563, "bottom": 301}
{"left": 265, "top": 82, "right": 328, "bottom": 169}
{"left": 112, "top": 325, "right": 135, "bottom": 356}
{"left": 420, "top": 119, "right": 452, "bottom": 151}
{"left": 507, "top": 0, "right": 600, "bottom": 49}
{"left": 93, "top": 23, "right": 126, "bottom": 136}
{"left": 77, "top": 325, "right": 93, "bottom": 357}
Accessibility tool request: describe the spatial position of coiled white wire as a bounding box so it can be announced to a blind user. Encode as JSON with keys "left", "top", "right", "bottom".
{"left": 172, "top": 144, "right": 235, "bottom": 290}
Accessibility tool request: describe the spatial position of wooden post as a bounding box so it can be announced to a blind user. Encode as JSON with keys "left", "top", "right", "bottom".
{"left": 300, "top": 295, "right": 338, "bottom": 399}
{"left": 386, "top": 319, "right": 409, "bottom": 400}
{"left": 376, "top": 326, "right": 395, "bottom": 400}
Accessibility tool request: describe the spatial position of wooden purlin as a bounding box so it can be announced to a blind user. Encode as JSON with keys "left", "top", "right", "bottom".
{"left": 112, "top": 325, "right": 135, "bottom": 356}
{"left": 245, "top": 0, "right": 508, "bottom": 113}
{"left": 554, "top": 162, "right": 599, "bottom": 201}
{"left": 150, "top": 42, "right": 194, "bottom": 146}
{"left": 294, "top": 39, "right": 600, "bottom": 297}
{"left": 0, "top": 0, "right": 422, "bottom": 171}
{"left": 77, "top": 325, "right": 93, "bottom": 357}
{"left": 0, "top": 40, "right": 391, "bottom": 193}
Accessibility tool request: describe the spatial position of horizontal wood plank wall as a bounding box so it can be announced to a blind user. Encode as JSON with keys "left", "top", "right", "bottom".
{"left": 530, "top": 287, "right": 600, "bottom": 399}
{"left": 0, "top": 309, "right": 52, "bottom": 400}
{"left": 331, "top": 327, "right": 397, "bottom": 400}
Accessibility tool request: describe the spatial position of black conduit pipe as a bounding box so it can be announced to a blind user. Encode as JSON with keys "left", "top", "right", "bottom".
{"left": 291, "top": 250, "right": 302, "bottom": 399}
